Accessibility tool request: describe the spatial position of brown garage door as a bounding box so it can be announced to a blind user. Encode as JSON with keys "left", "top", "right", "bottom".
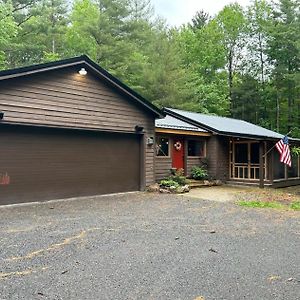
{"left": 0, "top": 125, "right": 141, "bottom": 205}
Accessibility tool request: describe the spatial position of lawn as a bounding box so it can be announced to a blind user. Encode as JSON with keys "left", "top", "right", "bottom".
{"left": 236, "top": 186, "right": 300, "bottom": 210}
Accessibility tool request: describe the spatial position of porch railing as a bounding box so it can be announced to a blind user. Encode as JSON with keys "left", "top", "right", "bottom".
{"left": 231, "top": 163, "right": 264, "bottom": 180}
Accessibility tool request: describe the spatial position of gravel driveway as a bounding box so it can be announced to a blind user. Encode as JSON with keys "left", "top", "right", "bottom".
{"left": 0, "top": 192, "right": 299, "bottom": 300}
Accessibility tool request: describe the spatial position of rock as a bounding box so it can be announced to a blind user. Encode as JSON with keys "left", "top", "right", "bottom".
{"left": 182, "top": 184, "right": 190, "bottom": 192}
{"left": 176, "top": 186, "right": 185, "bottom": 193}
{"left": 175, "top": 237, "right": 180, "bottom": 240}
{"left": 214, "top": 180, "right": 223, "bottom": 186}
{"left": 169, "top": 185, "right": 178, "bottom": 193}
{"left": 204, "top": 180, "right": 212, "bottom": 186}
{"left": 287, "top": 277, "right": 295, "bottom": 282}
{"left": 159, "top": 188, "right": 171, "bottom": 194}
{"left": 209, "top": 247, "right": 218, "bottom": 253}
{"left": 147, "top": 183, "right": 160, "bottom": 192}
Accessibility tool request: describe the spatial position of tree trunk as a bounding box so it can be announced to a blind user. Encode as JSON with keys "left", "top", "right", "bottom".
{"left": 228, "top": 49, "right": 233, "bottom": 116}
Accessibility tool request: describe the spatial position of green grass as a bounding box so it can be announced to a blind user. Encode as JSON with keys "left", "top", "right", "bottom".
{"left": 238, "top": 201, "right": 285, "bottom": 209}
{"left": 290, "top": 201, "right": 300, "bottom": 210}
{"left": 238, "top": 200, "right": 300, "bottom": 211}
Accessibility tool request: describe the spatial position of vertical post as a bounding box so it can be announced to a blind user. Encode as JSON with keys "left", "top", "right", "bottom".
{"left": 259, "top": 141, "right": 264, "bottom": 188}
{"left": 183, "top": 138, "right": 188, "bottom": 176}
{"left": 269, "top": 144, "right": 274, "bottom": 185}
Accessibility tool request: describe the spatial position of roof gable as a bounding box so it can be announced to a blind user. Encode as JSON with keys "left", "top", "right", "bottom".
{"left": 165, "top": 108, "right": 284, "bottom": 140}
{"left": 0, "top": 55, "right": 163, "bottom": 118}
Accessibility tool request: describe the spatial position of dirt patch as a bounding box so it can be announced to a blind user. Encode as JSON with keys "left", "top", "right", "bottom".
{"left": 184, "top": 185, "right": 252, "bottom": 202}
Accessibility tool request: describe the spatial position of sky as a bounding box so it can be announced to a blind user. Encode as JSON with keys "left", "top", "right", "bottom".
{"left": 151, "top": 0, "right": 252, "bottom": 26}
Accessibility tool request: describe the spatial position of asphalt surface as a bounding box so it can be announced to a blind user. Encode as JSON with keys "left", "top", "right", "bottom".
{"left": 0, "top": 192, "right": 299, "bottom": 300}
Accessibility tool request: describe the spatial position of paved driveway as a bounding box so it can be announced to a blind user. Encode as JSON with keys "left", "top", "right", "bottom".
{"left": 0, "top": 192, "right": 299, "bottom": 300}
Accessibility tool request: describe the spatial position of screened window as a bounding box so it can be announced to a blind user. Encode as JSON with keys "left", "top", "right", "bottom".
{"left": 188, "top": 140, "right": 205, "bottom": 157}
{"left": 156, "top": 137, "right": 169, "bottom": 156}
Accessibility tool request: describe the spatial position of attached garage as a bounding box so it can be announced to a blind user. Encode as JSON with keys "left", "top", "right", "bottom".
{"left": 0, "top": 56, "right": 163, "bottom": 205}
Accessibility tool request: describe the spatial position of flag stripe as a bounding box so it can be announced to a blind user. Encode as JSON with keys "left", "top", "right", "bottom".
{"left": 276, "top": 136, "right": 291, "bottom": 167}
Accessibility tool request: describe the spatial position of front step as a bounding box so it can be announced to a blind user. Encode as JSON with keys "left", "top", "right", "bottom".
{"left": 187, "top": 179, "right": 209, "bottom": 189}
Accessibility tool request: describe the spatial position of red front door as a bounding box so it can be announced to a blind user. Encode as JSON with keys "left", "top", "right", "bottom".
{"left": 172, "top": 138, "right": 184, "bottom": 169}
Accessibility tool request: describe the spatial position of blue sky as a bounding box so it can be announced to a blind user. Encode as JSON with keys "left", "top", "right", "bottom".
{"left": 151, "top": 0, "right": 252, "bottom": 26}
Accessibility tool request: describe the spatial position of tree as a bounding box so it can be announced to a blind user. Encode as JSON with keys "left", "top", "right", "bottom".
{"left": 216, "top": 4, "right": 247, "bottom": 116}
{"left": 189, "top": 10, "right": 210, "bottom": 31}
{"left": 267, "top": 0, "right": 300, "bottom": 132}
{"left": 0, "top": 1, "right": 18, "bottom": 68}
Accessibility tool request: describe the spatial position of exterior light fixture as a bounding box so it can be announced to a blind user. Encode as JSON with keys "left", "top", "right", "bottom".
{"left": 0, "top": 112, "right": 4, "bottom": 120}
{"left": 147, "top": 137, "right": 154, "bottom": 145}
{"left": 78, "top": 68, "right": 87, "bottom": 75}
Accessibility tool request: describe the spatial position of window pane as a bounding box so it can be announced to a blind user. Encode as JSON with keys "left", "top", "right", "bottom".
{"left": 235, "top": 143, "right": 248, "bottom": 163}
{"left": 156, "top": 137, "right": 169, "bottom": 156}
{"left": 273, "top": 150, "right": 285, "bottom": 179}
{"left": 250, "top": 143, "right": 259, "bottom": 164}
{"left": 188, "top": 140, "right": 205, "bottom": 156}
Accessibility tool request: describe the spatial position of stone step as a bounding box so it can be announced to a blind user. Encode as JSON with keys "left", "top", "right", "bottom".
{"left": 187, "top": 180, "right": 208, "bottom": 189}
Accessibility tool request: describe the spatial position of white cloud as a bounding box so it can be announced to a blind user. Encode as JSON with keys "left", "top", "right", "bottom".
{"left": 152, "top": 0, "right": 252, "bottom": 26}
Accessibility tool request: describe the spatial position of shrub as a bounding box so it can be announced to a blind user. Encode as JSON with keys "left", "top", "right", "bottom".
{"left": 191, "top": 166, "right": 208, "bottom": 180}
{"left": 165, "top": 168, "right": 187, "bottom": 186}
{"left": 160, "top": 179, "right": 179, "bottom": 188}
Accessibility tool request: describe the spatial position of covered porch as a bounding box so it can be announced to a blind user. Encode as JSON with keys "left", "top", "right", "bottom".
{"left": 228, "top": 138, "right": 300, "bottom": 187}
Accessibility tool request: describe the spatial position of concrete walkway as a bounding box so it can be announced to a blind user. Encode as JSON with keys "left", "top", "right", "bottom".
{"left": 185, "top": 185, "right": 253, "bottom": 202}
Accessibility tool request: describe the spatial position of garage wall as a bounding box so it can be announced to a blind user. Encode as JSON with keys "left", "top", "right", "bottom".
{"left": 0, "top": 67, "right": 155, "bottom": 185}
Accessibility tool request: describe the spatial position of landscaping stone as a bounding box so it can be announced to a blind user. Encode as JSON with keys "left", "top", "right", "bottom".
{"left": 169, "top": 186, "right": 178, "bottom": 193}
{"left": 147, "top": 183, "right": 160, "bottom": 192}
{"left": 159, "top": 188, "right": 171, "bottom": 194}
{"left": 204, "top": 180, "right": 212, "bottom": 186}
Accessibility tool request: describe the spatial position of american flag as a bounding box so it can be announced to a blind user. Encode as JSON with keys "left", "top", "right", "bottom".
{"left": 275, "top": 136, "right": 291, "bottom": 167}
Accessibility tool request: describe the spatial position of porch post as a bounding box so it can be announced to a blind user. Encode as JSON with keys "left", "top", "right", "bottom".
{"left": 269, "top": 145, "right": 274, "bottom": 185}
{"left": 184, "top": 138, "right": 188, "bottom": 176}
{"left": 259, "top": 141, "right": 264, "bottom": 188}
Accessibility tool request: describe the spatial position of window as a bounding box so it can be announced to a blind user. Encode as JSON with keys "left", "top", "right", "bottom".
{"left": 156, "top": 137, "right": 169, "bottom": 156}
{"left": 188, "top": 140, "right": 205, "bottom": 157}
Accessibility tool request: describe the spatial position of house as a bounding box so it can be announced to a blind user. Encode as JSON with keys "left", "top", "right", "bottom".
{"left": 1, "top": 56, "right": 298, "bottom": 206}
{"left": 155, "top": 108, "right": 300, "bottom": 188}
{"left": 0, "top": 56, "right": 163, "bottom": 205}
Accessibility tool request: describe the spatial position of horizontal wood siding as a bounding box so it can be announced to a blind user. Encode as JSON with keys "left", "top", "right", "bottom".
{"left": 155, "top": 157, "right": 172, "bottom": 181}
{"left": 206, "top": 136, "right": 229, "bottom": 181}
{"left": 186, "top": 157, "right": 202, "bottom": 176}
{"left": 0, "top": 67, "right": 156, "bottom": 186}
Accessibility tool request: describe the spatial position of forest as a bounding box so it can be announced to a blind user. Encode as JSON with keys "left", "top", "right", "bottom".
{"left": 0, "top": 0, "right": 299, "bottom": 136}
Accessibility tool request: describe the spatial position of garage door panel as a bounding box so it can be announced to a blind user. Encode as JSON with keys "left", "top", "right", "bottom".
{"left": 0, "top": 126, "right": 141, "bottom": 205}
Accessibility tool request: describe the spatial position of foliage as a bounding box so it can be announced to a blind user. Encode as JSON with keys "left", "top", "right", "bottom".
{"left": 162, "top": 168, "right": 187, "bottom": 186}
{"left": 291, "top": 146, "right": 300, "bottom": 156}
{"left": 0, "top": 0, "right": 299, "bottom": 137}
{"left": 191, "top": 166, "right": 208, "bottom": 180}
{"left": 159, "top": 179, "right": 179, "bottom": 188}
{"left": 290, "top": 201, "right": 300, "bottom": 210}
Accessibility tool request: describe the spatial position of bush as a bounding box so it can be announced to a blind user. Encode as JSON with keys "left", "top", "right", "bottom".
{"left": 160, "top": 179, "right": 179, "bottom": 188}
{"left": 191, "top": 166, "right": 208, "bottom": 180}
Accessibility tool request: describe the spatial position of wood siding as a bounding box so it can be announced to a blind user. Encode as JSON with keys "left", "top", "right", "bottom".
{"left": 0, "top": 67, "right": 156, "bottom": 186}
{"left": 206, "top": 136, "right": 229, "bottom": 181}
{"left": 155, "top": 157, "right": 172, "bottom": 181}
{"left": 186, "top": 157, "right": 202, "bottom": 176}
